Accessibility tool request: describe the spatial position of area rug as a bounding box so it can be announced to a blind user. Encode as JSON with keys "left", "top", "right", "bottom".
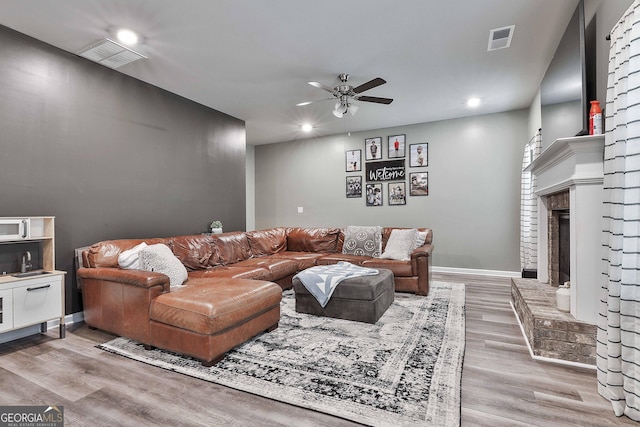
{"left": 98, "top": 281, "right": 465, "bottom": 426}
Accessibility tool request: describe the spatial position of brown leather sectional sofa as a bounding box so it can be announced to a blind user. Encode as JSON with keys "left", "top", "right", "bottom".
{"left": 78, "top": 227, "right": 433, "bottom": 365}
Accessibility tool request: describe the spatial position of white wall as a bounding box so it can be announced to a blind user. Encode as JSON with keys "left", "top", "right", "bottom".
{"left": 245, "top": 145, "right": 256, "bottom": 231}
{"left": 253, "top": 109, "right": 528, "bottom": 272}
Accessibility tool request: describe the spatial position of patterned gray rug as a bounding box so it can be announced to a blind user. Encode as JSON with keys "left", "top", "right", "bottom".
{"left": 98, "top": 281, "right": 465, "bottom": 426}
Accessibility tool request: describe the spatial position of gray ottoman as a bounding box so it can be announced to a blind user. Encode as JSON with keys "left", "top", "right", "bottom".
{"left": 293, "top": 268, "right": 394, "bottom": 324}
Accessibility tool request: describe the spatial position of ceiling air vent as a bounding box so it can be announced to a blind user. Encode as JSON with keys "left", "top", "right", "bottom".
{"left": 77, "top": 38, "right": 146, "bottom": 69}
{"left": 488, "top": 25, "right": 515, "bottom": 51}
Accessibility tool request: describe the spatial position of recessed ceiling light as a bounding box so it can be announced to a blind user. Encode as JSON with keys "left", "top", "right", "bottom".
{"left": 467, "top": 97, "right": 481, "bottom": 108}
{"left": 302, "top": 123, "right": 313, "bottom": 132}
{"left": 116, "top": 28, "right": 139, "bottom": 46}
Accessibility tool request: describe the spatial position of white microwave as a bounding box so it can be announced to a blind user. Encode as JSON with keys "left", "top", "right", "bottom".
{"left": 0, "top": 218, "right": 30, "bottom": 241}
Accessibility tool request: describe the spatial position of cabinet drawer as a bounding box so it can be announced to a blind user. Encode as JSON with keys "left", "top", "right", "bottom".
{"left": 13, "top": 277, "right": 62, "bottom": 328}
{"left": 0, "top": 288, "right": 13, "bottom": 332}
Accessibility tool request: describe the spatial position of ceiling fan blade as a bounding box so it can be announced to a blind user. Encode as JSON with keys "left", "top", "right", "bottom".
{"left": 357, "top": 96, "right": 393, "bottom": 105}
{"left": 296, "top": 97, "right": 334, "bottom": 106}
{"left": 308, "top": 81, "right": 336, "bottom": 93}
{"left": 352, "top": 77, "right": 386, "bottom": 94}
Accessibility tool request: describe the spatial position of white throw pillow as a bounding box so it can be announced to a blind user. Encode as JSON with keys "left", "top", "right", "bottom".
{"left": 341, "top": 225, "right": 382, "bottom": 257}
{"left": 381, "top": 228, "right": 419, "bottom": 261}
{"left": 415, "top": 231, "right": 428, "bottom": 248}
{"left": 118, "top": 242, "right": 148, "bottom": 270}
{"left": 139, "top": 244, "right": 188, "bottom": 288}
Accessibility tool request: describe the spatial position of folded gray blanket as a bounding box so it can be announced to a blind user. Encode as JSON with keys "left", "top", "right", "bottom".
{"left": 293, "top": 261, "right": 379, "bottom": 307}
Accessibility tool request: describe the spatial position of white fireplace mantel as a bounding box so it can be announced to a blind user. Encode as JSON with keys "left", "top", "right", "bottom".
{"left": 527, "top": 134, "right": 605, "bottom": 324}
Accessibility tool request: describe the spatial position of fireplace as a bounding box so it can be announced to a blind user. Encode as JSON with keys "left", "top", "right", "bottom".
{"left": 525, "top": 134, "right": 604, "bottom": 324}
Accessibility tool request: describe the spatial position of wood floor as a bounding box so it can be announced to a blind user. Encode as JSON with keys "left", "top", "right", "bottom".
{"left": 0, "top": 273, "right": 636, "bottom": 426}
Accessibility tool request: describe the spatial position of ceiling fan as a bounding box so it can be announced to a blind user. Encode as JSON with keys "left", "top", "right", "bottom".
{"left": 297, "top": 73, "right": 393, "bottom": 118}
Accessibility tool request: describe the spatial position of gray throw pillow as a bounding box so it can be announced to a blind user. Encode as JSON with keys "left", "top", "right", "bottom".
{"left": 341, "top": 225, "right": 382, "bottom": 257}
{"left": 139, "top": 244, "right": 188, "bottom": 288}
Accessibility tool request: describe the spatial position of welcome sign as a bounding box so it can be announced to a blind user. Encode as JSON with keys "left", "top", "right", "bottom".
{"left": 365, "top": 159, "right": 405, "bottom": 182}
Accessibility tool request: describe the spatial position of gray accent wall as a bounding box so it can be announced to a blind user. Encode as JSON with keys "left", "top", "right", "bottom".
{"left": 0, "top": 26, "right": 246, "bottom": 313}
{"left": 255, "top": 110, "right": 528, "bottom": 273}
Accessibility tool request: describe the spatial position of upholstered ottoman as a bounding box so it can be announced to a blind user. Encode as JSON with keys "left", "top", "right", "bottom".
{"left": 148, "top": 278, "right": 282, "bottom": 366}
{"left": 293, "top": 268, "right": 394, "bottom": 324}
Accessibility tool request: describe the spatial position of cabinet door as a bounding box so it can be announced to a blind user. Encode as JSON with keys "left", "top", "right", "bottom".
{"left": 0, "top": 288, "right": 13, "bottom": 332}
{"left": 13, "top": 277, "right": 62, "bottom": 328}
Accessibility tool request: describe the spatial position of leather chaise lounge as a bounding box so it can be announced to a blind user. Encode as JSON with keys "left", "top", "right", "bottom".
{"left": 78, "top": 227, "right": 433, "bottom": 365}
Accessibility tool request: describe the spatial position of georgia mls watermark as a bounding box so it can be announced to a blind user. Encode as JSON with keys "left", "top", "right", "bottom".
{"left": 0, "top": 406, "right": 63, "bottom": 427}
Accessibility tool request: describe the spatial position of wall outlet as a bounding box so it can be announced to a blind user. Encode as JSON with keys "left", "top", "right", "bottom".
{"left": 297, "top": 207, "right": 304, "bottom": 213}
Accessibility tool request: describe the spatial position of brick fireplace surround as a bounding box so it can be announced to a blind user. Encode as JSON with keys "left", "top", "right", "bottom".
{"left": 512, "top": 134, "right": 604, "bottom": 366}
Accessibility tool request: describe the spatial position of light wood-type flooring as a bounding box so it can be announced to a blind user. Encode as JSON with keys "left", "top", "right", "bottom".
{"left": 0, "top": 273, "right": 636, "bottom": 426}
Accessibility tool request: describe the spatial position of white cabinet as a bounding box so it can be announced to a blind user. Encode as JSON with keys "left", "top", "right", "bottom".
{"left": 0, "top": 273, "right": 65, "bottom": 337}
{"left": 0, "top": 216, "right": 65, "bottom": 339}
{"left": 0, "top": 288, "right": 13, "bottom": 332}
{"left": 12, "top": 275, "right": 63, "bottom": 329}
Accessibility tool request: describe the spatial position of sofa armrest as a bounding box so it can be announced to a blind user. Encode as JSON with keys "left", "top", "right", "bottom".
{"left": 78, "top": 267, "right": 170, "bottom": 291}
{"left": 77, "top": 267, "right": 170, "bottom": 344}
{"left": 411, "top": 243, "right": 434, "bottom": 296}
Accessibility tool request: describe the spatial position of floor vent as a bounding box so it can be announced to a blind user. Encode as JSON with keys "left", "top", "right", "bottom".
{"left": 77, "top": 38, "right": 146, "bottom": 69}
{"left": 488, "top": 25, "right": 515, "bottom": 51}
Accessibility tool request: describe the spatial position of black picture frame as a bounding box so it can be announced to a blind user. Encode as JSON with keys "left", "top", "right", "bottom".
{"left": 409, "top": 143, "right": 428, "bottom": 167}
{"left": 346, "top": 176, "right": 362, "bottom": 198}
{"left": 409, "top": 172, "right": 429, "bottom": 196}
{"left": 365, "top": 137, "right": 382, "bottom": 161}
{"left": 365, "top": 183, "right": 383, "bottom": 206}
{"left": 388, "top": 134, "right": 406, "bottom": 158}
{"left": 388, "top": 182, "right": 407, "bottom": 205}
{"left": 345, "top": 149, "right": 362, "bottom": 172}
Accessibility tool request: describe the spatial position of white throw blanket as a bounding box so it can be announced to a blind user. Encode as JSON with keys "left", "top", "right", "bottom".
{"left": 294, "top": 262, "right": 379, "bottom": 307}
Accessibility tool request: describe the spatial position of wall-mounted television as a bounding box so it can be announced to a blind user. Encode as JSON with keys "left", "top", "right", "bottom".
{"left": 540, "top": 0, "right": 596, "bottom": 148}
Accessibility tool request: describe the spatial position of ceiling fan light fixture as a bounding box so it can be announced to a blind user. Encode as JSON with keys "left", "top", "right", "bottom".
{"left": 348, "top": 103, "right": 359, "bottom": 116}
{"left": 332, "top": 108, "right": 344, "bottom": 118}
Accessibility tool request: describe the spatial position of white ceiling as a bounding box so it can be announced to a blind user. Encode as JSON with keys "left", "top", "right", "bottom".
{"left": 0, "top": 0, "right": 579, "bottom": 145}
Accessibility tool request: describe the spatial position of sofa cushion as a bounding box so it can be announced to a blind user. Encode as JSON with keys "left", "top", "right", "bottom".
{"left": 233, "top": 258, "right": 298, "bottom": 280}
{"left": 270, "top": 251, "right": 327, "bottom": 271}
{"left": 341, "top": 225, "right": 382, "bottom": 257}
{"left": 286, "top": 227, "right": 341, "bottom": 252}
{"left": 188, "top": 266, "right": 269, "bottom": 280}
{"left": 139, "top": 244, "right": 188, "bottom": 288}
{"left": 246, "top": 227, "right": 287, "bottom": 257}
{"left": 362, "top": 258, "right": 413, "bottom": 277}
{"left": 149, "top": 278, "right": 282, "bottom": 335}
{"left": 316, "top": 253, "right": 372, "bottom": 266}
{"left": 380, "top": 228, "right": 418, "bottom": 261}
{"left": 209, "top": 232, "right": 251, "bottom": 265}
{"left": 170, "top": 235, "right": 217, "bottom": 271}
{"left": 117, "top": 242, "right": 148, "bottom": 270}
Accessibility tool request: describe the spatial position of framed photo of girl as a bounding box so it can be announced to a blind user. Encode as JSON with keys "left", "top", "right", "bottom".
{"left": 409, "top": 143, "right": 428, "bottom": 167}
{"left": 365, "top": 137, "right": 382, "bottom": 161}
{"left": 388, "top": 134, "right": 406, "bottom": 158}
{"left": 345, "top": 149, "right": 362, "bottom": 172}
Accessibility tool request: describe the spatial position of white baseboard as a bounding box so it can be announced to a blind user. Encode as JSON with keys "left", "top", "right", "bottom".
{"left": 510, "top": 301, "right": 596, "bottom": 370}
{"left": 432, "top": 266, "right": 520, "bottom": 278}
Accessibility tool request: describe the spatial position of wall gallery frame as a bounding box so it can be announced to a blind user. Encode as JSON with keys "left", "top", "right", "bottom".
{"left": 346, "top": 176, "right": 362, "bottom": 198}
{"left": 388, "top": 134, "right": 406, "bottom": 158}
{"left": 365, "top": 137, "right": 382, "bottom": 161}
{"left": 409, "top": 143, "right": 428, "bottom": 167}
{"left": 365, "top": 183, "right": 383, "bottom": 206}
{"left": 388, "top": 182, "right": 406, "bottom": 205}
{"left": 345, "top": 149, "right": 362, "bottom": 172}
{"left": 409, "top": 172, "right": 429, "bottom": 196}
